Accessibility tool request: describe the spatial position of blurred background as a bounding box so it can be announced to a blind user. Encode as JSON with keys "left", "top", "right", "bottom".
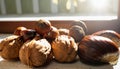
{"left": 0, "top": 0, "right": 118, "bottom": 17}
{"left": 0, "top": 0, "right": 120, "bottom": 34}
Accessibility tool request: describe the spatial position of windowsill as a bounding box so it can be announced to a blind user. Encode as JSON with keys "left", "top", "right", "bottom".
{"left": 0, "top": 16, "right": 117, "bottom": 21}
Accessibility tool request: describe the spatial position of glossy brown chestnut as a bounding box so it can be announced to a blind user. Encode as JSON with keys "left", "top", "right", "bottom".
{"left": 35, "top": 19, "right": 51, "bottom": 35}
{"left": 20, "top": 29, "right": 36, "bottom": 41}
{"left": 19, "top": 39, "right": 52, "bottom": 67}
{"left": 58, "top": 28, "right": 69, "bottom": 35}
{"left": 74, "top": 20, "right": 87, "bottom": 33}
{"left": 52, "top": 35, "right": 78, "bottom": 63}
{"left": 69, "top": 25, "right": 85, "bottom": 42}
{"left": 14, "top": 26, "right": 27, "bottom": 36}
{"left": 93, "top": 30, "right": 120, "bottom": 47}
{"left": 78, "top": 35, "right": 119, "bottom": 65}
{"left": 44, "top": 26, "right": 59, "bottom": 40}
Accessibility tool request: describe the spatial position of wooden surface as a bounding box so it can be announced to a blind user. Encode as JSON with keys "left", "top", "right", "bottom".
{"left": 0, "top": 34, "right": 120, "bottom": 69}
{"left": 0, "top": 53, "right": 120, "bottom": 69}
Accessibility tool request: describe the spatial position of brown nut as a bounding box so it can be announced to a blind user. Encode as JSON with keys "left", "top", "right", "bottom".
{"left": 52, "top": 35, "right": 78, "bottom": 63}
{"left": 19, "top": 39, "right": 52, "bottom": 67}
{"left": 20, "top": 29, "right": 36, "bottom": 41}
{"left": 44, "top": 26, "right": 59, "bottom": 42}
{"left": 78, "top": 35, "right": 119, "bottom": 65}
{"left": 74, "top": 20, "right": 87, "bottom": 33}
{"left": 92, "top": 30, "right": 120, "bottom": 47}
{"left": 69, "top": 25, "right": 85, "bottom": 42}
{"left": 0, "top": 35, "right": 24, "bottom": 60}
{"left": 35, "top": 19, "right": 51, "bottom": 36}
{"left": 14, "top": 26, "right": 27, "bottom": 36}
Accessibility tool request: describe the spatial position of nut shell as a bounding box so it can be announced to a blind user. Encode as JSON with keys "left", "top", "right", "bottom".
{"left": 0, "top": 35, "right": 24, "bottom": 60}
{"left": 52, "top": 35, "right": 78, "bottom": 62}
{"left": 19, "top": 39, "right": 52, "bottom": 67}
{"left": 78, "top": 35, "right": 119, "bottom": 65}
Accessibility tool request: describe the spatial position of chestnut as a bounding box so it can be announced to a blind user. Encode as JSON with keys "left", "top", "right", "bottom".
{"left": 14, "top": 26, "right": 27, "bottom": 36}
{"left": 20, "top": 29, "right": 36, "bottom": 41}
{"left": 52, "top": 35, "right": 78, "bottom": 63}
{"left": 58, "top": 28, "right": 69, "bottom": 35}
{"left": 44, "top": 26, "right": 59, "bottom": 42}
{"left": 78, "top": 35, "right": 119, "bottom": 65}
{"left": 69, "top": 25, "right": 85, "bottom": 42}
{"left": 92, "top": 30, "right": 120, "bottom": 47}
{"left": 74, "top": 20, "right": 87, "bottom": 33}
{"left": 35, "top": 19, "right": 52, "bottom": 36}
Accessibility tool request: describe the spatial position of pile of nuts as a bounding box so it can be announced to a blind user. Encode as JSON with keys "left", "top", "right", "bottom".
{"left": 0, "top": 19, "right": 120, "bottom": 67}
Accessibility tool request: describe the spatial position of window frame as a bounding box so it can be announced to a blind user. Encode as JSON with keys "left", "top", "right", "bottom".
{"left": 0, "top": 0, "right": 120, "bottom": 34}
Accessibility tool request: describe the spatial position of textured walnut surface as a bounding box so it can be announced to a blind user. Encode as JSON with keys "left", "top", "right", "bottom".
{"left": 0, "top": 34, "right": 120, "bottom": 69}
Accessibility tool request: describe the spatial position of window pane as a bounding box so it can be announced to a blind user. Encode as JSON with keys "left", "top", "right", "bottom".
{"left": 0, "top": 0, "right": 118, "bottom": 17}
{"left": 39, "top": 0, "right": 51, "bottom": 13}
{"left": 4, "top": 0, "right": 17, "bottom": 14}
{"left": 74, "top": 0, "right": 118, "bottom": 16}
{"left": 0, "top": 4, "right": 1, "bottom": 14}
{"left": 56, "top": 0, "right": 118, "bottom": 16}
{"left": 58, "top": 0, "right": 68, "bottom": 13}
{"left": 21, "top": 0, "right": 33, "bottom": 14}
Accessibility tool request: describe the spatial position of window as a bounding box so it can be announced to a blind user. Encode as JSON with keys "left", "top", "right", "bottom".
{"left": 0, "top": 0, "right": 119, "bottom": 20}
